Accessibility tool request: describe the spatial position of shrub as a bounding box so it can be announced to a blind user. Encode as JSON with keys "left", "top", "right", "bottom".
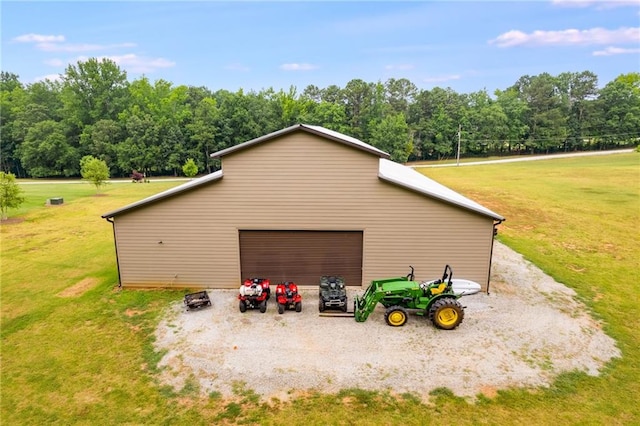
{"left": 0, "top": 172, "right": 25, "bottom": 220}
{"left": 80, "top": 156, "right": 110, "bottom": 192}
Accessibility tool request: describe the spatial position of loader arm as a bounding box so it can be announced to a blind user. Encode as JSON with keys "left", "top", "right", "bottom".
{"left": 354, "top": 276, "right": 411, "bottom": 322}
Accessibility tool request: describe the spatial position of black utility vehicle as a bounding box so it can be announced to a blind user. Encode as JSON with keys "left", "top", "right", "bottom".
{"left": 319, "top": 275, "right": 348, "bottom": 312}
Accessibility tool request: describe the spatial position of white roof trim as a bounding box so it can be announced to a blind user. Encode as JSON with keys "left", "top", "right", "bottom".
{"left": 378, "top": 159, "right": 504, "bottom": 221}
{"left": 303, "top": 124, "right": 389, "bottom": 157}
{"left": 211, "top": 124, "right": 390, "bottom": 159}
{"left": 101, "top": 170, "right": 223, "bottom": 218}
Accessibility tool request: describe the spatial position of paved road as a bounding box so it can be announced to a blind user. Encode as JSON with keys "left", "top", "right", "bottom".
{"left": 409, "top": 148, "right": 635, "bottom": 168}
{"left": 18, "top": 177, "right": 190, "bottom": 185}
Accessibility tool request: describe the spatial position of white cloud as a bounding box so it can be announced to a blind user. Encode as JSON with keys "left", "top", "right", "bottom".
{"left": 13, "top": 33, "right": 65, "bottom": 43}
{"left": 280, "top": 63, "right": 318, "bottom": 71}
{"left": 593, "top": 46, "right": 640, "bottom": 55}
{"left": 12, "top": 32, "right": 172, "bottom": 75}
{"left": 75, "top": 54, "right": 175, "bottom": 73}
{"left": 423, "top": 74, "right": 461, "bottom": 83}
{"left": 13, "top": 33, "right": 137, "bottom": 53}
{"left": 490, "top": 27, "right": 640, "bottom": 47}
{"left": 36, "top": 42, "right": 136, "bottom": 53}
{"left": 105, "top": 54, "right": 175, "bottom": 73}
{"left": 385, "top": 64, "right": 415, "bottom": 71}
{"left": 34, "top": 73, "right": 63, "bottom": 82}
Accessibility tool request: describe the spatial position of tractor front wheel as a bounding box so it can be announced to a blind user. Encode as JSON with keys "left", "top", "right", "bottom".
{"left": 384, "top": 306, "right": 408, "bottom": 327}
{"left": 239, "top": 300, "right": 247, "bottom": 313}
{"left": 295, "top": 301, "right": 302, "bottom": 312}
{"left": 259, "top": 300, "right": 267, "bottom": 313}
{"left": 319, "top": 299, "right": 325, "bottom": 312}
{"left": 278, "top": 303, "right": 285, "bottom": 314}
{"left": 429, "top": 298, "right": 464, "bottom": 330}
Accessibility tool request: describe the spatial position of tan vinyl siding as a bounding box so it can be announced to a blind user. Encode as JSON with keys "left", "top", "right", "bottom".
{"left": 112, "top": 132, "right": 496, "bottom": 289}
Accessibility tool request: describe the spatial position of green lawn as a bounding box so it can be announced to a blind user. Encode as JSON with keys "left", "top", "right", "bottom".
{"left": 1, "top": 154, "right": 638, "bottom": 424}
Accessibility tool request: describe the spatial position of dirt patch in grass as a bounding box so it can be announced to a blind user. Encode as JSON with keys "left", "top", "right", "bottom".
{"left": 58, "top": 277, "right": 99, "bottom": 298}
{"left": 1, "top": 218, "right": 24, "bottom": 225}
{"left": 125, "top": 309, "right": 145, "bottom": 317}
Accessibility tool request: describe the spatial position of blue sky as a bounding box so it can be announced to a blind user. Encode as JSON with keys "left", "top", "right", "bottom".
{"left": 2, "top": 1, "right": 639, "bottom": 94}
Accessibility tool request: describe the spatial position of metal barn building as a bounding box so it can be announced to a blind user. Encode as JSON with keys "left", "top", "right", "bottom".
{"left": 102, "top": 124, "right": 504, "bottom": 289}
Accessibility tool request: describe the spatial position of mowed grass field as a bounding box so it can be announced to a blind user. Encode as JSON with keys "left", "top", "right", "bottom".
{"left": 1, "top": 153, "right": 638, "bottom": 425}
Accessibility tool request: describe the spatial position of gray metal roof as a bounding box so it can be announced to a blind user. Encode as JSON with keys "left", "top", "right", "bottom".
{"left": 210, "top": 124, "right": 391, "bottom": 159}
{"left": 378, "top": 159, "right": 504, "bottom": 221}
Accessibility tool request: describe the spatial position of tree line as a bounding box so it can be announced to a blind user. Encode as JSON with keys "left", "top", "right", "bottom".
{"left": 1, "top": 59, "right": 638, "bottom": 178}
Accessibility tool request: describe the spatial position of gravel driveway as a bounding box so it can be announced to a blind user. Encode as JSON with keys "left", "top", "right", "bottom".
{"left": 154, "top": 241, "right": 620, "bottom": 401}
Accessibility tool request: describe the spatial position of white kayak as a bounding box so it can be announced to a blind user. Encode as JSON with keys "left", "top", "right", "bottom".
{"left": 451, "top": 279, "right": 482, "bottom": 296}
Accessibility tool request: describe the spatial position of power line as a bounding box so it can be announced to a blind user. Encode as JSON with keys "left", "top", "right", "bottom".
{"left": 457, "top": 131, "right": 640, "bottom": 144}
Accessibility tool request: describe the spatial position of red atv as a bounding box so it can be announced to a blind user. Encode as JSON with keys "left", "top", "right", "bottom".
{"left": 275, "top": 281, "right": 302, "bottom": 314}
{"left": 238, "top": 277, "right": 270, "bottom": 313}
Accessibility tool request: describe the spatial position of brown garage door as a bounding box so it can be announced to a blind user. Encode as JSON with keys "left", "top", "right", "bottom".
{"left": 239, "top": 230, "right": 363, "bottom": 286}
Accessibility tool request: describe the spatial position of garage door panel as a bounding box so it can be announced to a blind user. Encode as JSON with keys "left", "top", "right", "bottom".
{"left": 239, "top": 231, "right": 362, "bottom": 286}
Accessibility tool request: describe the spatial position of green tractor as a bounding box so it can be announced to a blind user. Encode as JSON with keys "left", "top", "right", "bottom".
{"left": 354, "top": 265, "right": 464, "bottom": 329}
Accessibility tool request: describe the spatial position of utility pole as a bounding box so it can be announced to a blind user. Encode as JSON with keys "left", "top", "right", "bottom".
{"left": 456, "top": 124, "right": 461, "bottom": 166}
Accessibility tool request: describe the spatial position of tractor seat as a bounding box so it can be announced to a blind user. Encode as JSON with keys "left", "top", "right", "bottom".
{"left": 420, "top": 279, "right": 445, "bottom": 296}
{"left": 429, "top": 282, "right": 447, "bottom": 296}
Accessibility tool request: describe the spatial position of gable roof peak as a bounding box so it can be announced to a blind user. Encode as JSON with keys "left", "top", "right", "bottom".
{"left": 210, "top": 123, "right": 390, "bottom": 159}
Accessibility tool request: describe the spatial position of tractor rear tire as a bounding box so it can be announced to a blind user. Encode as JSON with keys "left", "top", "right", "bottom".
{"left": 259, "top": 300, "right": 267, "bottom": 313}
{"left": 295, "top": 301, "right": 302, "bottom": 312}
{"left": 429, "top": 298, "right": 464, "bottom": 330}
{"left": 278, "top": 303, "right": 285, "bottom": 314}
{"left": 239, "top": 300, "right": 247, "bottom": 313}
{"left": 384, "top": 306, "right": 408, "bottom": 327}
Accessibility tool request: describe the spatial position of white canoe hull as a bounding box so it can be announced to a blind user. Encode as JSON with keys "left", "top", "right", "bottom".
{"left": 451, "top": 279, "right": 482, "bottom": 296}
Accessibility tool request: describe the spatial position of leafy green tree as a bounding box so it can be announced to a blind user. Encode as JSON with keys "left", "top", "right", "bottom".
{"left": 2, "top": 78, "right": 65, "bottom": 176}
{"left": 79, "top": 119, "right": 122, "bottom": 173}
{"left": 19, "top": 120, "right": 78, "bottom": 177}
{"left": 557, "top": 71, "right": 599, "bottom": 150}
{"left": 409, "top": 88, "right": 466, "bottom": 160}
{"left": 302, "top": 84, "right": 322, "bottom": 102}
{"left": 0, "top": 171, "right": 25, "bottom": 220}
{"left": 0, "top": 72, "right": 26, "bottom": 175}
{"left": 62, "top": 58, "right": 129, "bottom": 127}
{"left": 343, "top": 78, "right": 374, "bottom": 139}
{"left": 268, "top": 86, "right": 309, "bottom": 127}
{"left": 186, "top": 97, "right": 219, "bottom": 173}
{"left": 494, "top": 88, "right": 530, "bottom": 153}
{"left": 511, "top": 73, "right": 568, "bottom": 153}
{"left": 463, "top": 90, "right": 509, "bottom": 155}
{"left": 120, "top": 78, "right": 194, "bottom": 176}
{"left": 213, "top": 89, "right": 263, "bottom": 152}
{"left": 595, "top": 73, "right": 640, "bottom": 148}
{"left": 320, "top": 85, "right": 343, "bottom": 104}
{"left": 369, "top": 113, "right": 413, "bottom": 162}
{"left": 116, "top": 114, "right": 160, "bottom": 176}
{"left": 80, "top": 155, "right": 110, "bottom": 192}
{"left": 385, "top": 78, "right": 417, "bottom": 115}
{"left": 182, "top": 158, "right": 198, "bottom": 178}
{"left": 300, "top": 101, "right": 349, "bottom": 133}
